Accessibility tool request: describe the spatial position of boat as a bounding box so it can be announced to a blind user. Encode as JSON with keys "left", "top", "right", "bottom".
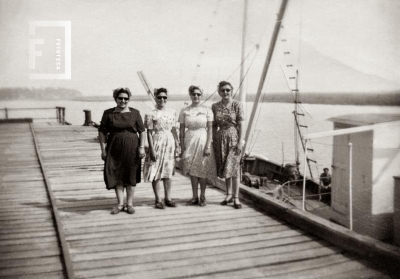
{"left": 233, "top": 0, "right": 323, "bottom": 209}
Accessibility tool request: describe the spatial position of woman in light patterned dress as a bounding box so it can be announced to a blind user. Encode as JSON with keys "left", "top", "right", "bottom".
{"left": 143, "top": 88, "right": 180, "bottom": 209}
{"left": 178, "top": 86, "right": 216, "bottom": 207}
{"left": 212, "top": 81, "right": 245, "bottom": 209}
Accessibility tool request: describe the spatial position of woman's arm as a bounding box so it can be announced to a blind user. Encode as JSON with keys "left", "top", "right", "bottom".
{"left": 99, "top": 131, "right": 107, "bottom": 161}
{"left": 204, "top": 121, "right": 213, "bottom": 156}
{"left": 138, "top": 131, "right": 146, "bottom": 158}
{"left": 236, "top": 120, "right": 244, "bottom": 155}
{"left": 179, "top": 123, "right": 185, "bottom": 155}
{"left": 147, "top": 129, "right": 156, "bottom": 161}
{"left": 212, "top": 121, "right": 218, "bottom": 142}
{"left": 172, "top": 126, "right": 181, "bottom": 155}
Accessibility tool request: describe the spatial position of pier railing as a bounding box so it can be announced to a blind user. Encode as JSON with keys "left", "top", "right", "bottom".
{"left": 0, "top": 107, "right": 67, "bottom": 124}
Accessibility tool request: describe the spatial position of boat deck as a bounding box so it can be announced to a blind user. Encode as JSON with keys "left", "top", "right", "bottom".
{"left": 0, "top": 122, "right": 395, "bottom": 278}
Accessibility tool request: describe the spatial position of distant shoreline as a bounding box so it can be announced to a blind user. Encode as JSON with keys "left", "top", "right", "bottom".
{"left": 1, "top": 87, "right": 399, "bottom": 106}
{"left": 74, "top": 92, "right": 400, "bottom": 106}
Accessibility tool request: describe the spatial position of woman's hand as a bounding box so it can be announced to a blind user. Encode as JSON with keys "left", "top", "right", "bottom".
{"left": 175, "top": 145, "right": 181, "bottom": 157}
{"left": 138, "top": 146, "right": 145, "bottom": 159}
{"left": 203, "top": 146, "right": 211, "bottom": 157}
{"left": 101, "top": 150, "right": 107, "bottom": 161}
{"left": 234, "top": 141, "right": 243, "bottom": 156}
{"left": 150, "top": 151, "right": 157, "bottom": 162}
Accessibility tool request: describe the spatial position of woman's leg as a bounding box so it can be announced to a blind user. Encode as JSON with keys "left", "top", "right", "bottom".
{"left": 199, "top": 177, "right": 206, "bottom": 199}
{"left": 224, "top": 177, "right": 233, "bottom": 199}
{"left": 125, "top": 185, "right": 136, "bottom": 214}
{"left": 164, "top": 178, "right": 171, "bottom": 201}
{"left": 126, "top": 185, "right": 135, "bottom": 206}
{"left": 199, "top": 177, "right": 207, "bottom": 206}
{"left": 187, "top": 176, "right": 200, "bottom": 205}
{"left": 152, "top": 180, "right": 161, "bottom": 202}
{"left": 115, "top": 185, "right": 124, "bottom": 206}
{"left": 190, "top": 176, "right": 199, "bottom": 199}
{"left": 111, "top": 185, "right": 125, "bottom": 214}
{"left": 220, "top": 178, "right": 233, "bottom": 205}
{"left": 232, "top": 175, "right": 242, "bottom": 209}
{"left": 164, "top": 178, "right": 177, "bottom": 207}
{"left": 152, "top": 179, "right": 165, "bottom": 209}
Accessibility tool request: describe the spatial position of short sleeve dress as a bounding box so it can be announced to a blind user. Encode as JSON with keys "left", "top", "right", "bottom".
{"left": 178, "top": 105, "right": 216, "bottom": 178}
{"left": 143, "top": 108, "right": 177, "bottom": 182}
{"left": 211, "top": 100, "right": 245, "bottom": 178}
{"left": 99, "top": 107, "right": 145, "bottom": 189}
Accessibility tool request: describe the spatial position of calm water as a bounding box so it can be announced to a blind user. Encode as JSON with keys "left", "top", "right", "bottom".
{"left": 1, "top": 99, "right": 399, "bottom": 178}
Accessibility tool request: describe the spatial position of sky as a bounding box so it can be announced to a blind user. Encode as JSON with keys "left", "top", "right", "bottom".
{"left": 1, "top": 0, "right": 400, "bottom": 97}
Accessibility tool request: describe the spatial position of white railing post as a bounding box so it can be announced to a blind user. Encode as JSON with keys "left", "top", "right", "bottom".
{"left": 349, "top": 142, "right": 353, "bottom": 230}
{"left": 302, "top": 140, "right": 308, "bottom": 211}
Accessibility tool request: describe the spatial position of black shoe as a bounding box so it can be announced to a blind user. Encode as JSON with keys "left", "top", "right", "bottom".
{"left": 111, "top": 205, "right": 124, "bottom": 214}
{"left": 199, "top": 197, "right": 207, "bottom": 207}
{"left": 220, "top": 195, "right": 233, "bottom": 205}
{"left": 234, "top": 197, "right": 242, "bottom": 209}
{"left": 186, "top": 198, "right": 199, "bottom": 205}
{"left": 165, "top": 199, "right": 177, "bottom": 207}
{"left": 126, "top": 205, "right": 135, "bottom": 214}
{"left": 155, "top": 201, "right": 165, "bottom": 209}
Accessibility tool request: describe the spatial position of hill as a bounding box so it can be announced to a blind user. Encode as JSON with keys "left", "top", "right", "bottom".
{"left": 0, "top": 87, "right": 82, "bottom": 100}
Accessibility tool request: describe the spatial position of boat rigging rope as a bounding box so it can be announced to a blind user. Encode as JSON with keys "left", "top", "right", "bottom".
{"left": 232, "top": 44, "right": 260, "bottom": 100}
{"left": 201, "top": 42, "right": 261, "bottom": 105}
{"left": 247, "top": 58, "right": 274, "bottom": 154}
{"left": 191, "top": 1, "right": 221, "bottom": 84}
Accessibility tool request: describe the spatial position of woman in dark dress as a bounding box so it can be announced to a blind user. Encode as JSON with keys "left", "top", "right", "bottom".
{"left": 212, "top": 81, "right": 245, "bottom": 209}
{"left": 99, "top": 87, "right": 146, "bottom": 214}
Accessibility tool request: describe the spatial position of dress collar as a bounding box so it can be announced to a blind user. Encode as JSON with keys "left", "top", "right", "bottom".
{"left": 113, "top": 107, "right": 130, "bottom": 113}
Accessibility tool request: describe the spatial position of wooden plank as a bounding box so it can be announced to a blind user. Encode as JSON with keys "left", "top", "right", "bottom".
{"left": 238, "top": 184, "right": 400, "bottom": 272}
{"left": 72, "top": 229, "right": 305, "bottom": 262}
{"left": 0, "top": 256, "right": 62, "bottom": 269}
{"left": 0, "top": 235, "right": 59, "bottom": 246}
{"left": 0, "top": 271, "right": 66, "bottom": 279}
{"left": 0, "top": 262, "right": 64, "bottom": 278}
{"left": 0, "top": 246, "right": 61, "bottom": 260}
{"left": 68, "top": 223, "right": 291, "bottom": 253}
{"left": 73, "top": 234, "right": 316, "bottom": 270}
{"left": 76, "top": 240, "right": 329, "bottom": 277}
{"left": 93, "top": 246, "right": 340, "bottom": 279}
{"left": 0, "top": 241, "right": 59, "bottom": 253}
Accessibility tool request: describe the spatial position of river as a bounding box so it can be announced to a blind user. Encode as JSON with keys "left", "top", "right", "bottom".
{"left": 1, "top": 99, "right": 399, "bottom": 178}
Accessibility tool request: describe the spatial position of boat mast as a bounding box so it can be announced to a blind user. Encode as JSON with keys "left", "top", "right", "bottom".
{"left": 294, "top": 69, "right": 300, "bottom": 166}
{"left": 239, "top": 0, "right": 248, "bottom": 120}
{"left": 243, "top": 0, "right": 289, "bottom": 153}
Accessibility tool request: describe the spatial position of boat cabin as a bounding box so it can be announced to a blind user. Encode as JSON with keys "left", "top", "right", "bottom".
{"left": 328, "top": 114, "right": 400, "bottom": 242}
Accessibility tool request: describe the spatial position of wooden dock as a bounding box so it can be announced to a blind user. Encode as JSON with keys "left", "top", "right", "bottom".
{"left": 0, "top": 122, "right": 397, "bottom": 278}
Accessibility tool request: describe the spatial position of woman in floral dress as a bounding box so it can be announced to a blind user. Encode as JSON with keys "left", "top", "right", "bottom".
{"left": 144, "top": 88, "right": 180, "bottom": 209}
{"left": 179, "top": 86, "right": 216, "bottom": 207}
{"left": 212, "top": 81, "right": 245, "bottom": 209}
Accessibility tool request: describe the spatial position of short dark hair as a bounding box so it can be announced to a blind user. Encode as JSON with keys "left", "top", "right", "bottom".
{"left": 323, "top": 168, "right": 329, "bottom": 171}
{"left": 154, "top": 87, "right": 168, "bottom": 97}
{"left": 188, "top": 85, "right": 202, "bottom": 95}
{"left": 113, "top": 87, "right": 132, "bottom": 100}
{"left": 218, "top": 81, "right": 233, "bottom": 91}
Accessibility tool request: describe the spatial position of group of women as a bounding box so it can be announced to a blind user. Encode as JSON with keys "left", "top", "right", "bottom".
{"left": 99, "top": 81, "right": 245, "bottom": 214}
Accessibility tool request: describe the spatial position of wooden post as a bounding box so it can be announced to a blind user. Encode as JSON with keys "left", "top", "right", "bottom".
{"left": 239, "top": 0, "right": 248, "bottom": 118}
{"left": 56, "top": 107, "right": 60, "bottom": 123}
{"left": 5, "top": 107, "right": 8, "bottom": 119}
{"left": 302, "top": 139, "right": 308, "bottom": 211}
{"left": 83, "top": 110, "right": 92, "bottom": 126}
{"left": 61, "top": 107, "right": 65, "bottom": 125}
{"left": 349, "top": 142, "right": 353, "bottom": 230}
